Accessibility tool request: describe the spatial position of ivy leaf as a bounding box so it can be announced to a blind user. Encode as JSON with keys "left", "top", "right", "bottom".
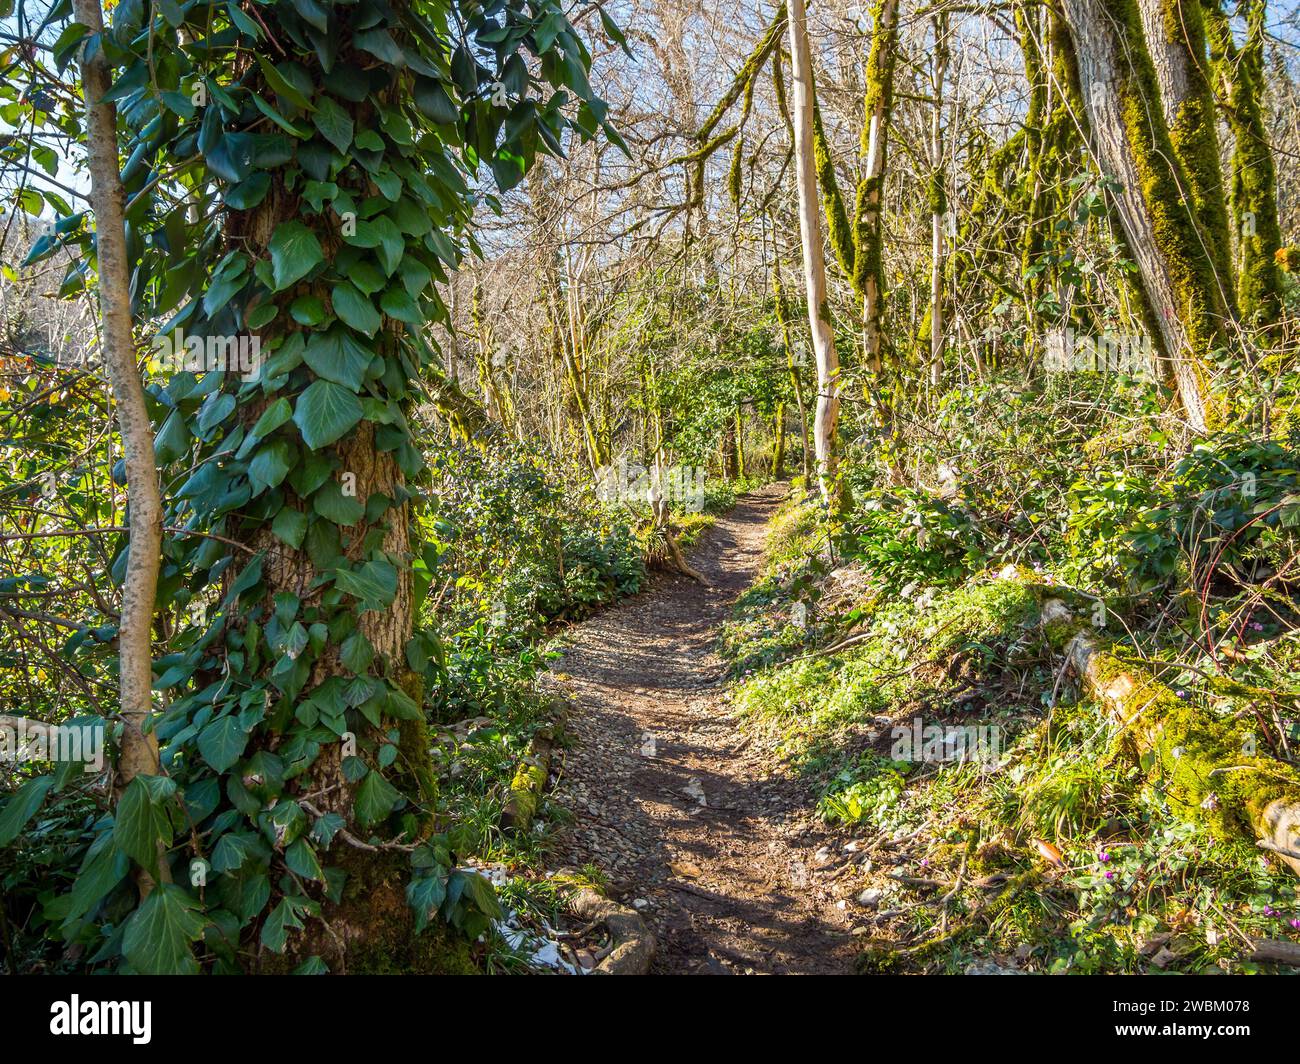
{"left": 285, "top": 837, "right": 324, "bottom": 881}
{"left": 340, "top": 630, "right": 374, "bottom": 673}
{"left": 269, "top": 221, "right": 324, "bottom": 292}
{"left": 304, "top": 327, "right": 372, "bottom": 389}
{"left": 260, "top": 895, "right": 307, "bottom": 953}
{"left": 413, "top": 77, "right": 458, "bottom": 125}
{"left": 406, "top": 873, "right": 447, "bottom": 933}
{"left": 207, "top": 133, "right": 256, "bottom": 184}
{"left": 0, "top": 775, "right": 54, "bottom": 846}
{"left": 251, "top": 397, "right": 293, "bottom": 438}
{"left": 154, "top": 409, "right": 190, "bottom": 465}
{"left": 249, "top": 439, "right": 295, "bottom": 492}
{"left": 379, "top": 286, "right": 421, "bottom": 324}
{"left": 211, "top": 832, "right": 260, "bottom": 873}
{"left": 114, "top": 775, "right": 176, "bottom": 870}
{"left": 348, "top": 216, "right": 404, "bottom": 275}
{"left": 293, "top": 380, "right": 363, "bottom": 448}
{"left": 65, "top": 841, "right": 129, "bottom": 923}
{"left": 331, "top": 283, "right": 381, "bottom": 336}
{"left": 290, "top": 295, "right": 327, "bottom": 326}
{"left": 197, "top": 715, "right": 248, "bottom": 773}
{"left": 353, "top": 768, "right": 399, "bottom": 827}
{"left": 256, "top": 55, "right": 317, "bottom": 112}
{"left": 333, "top": 560, "right": 398, "bottom": 611}
{"left": 272, "top": 508, "right": 309, "bottom": 549}
{"left": 354, "top": 28, "right": 404, "bottom": 66}
{"left": 313, "top": 96, "right": 354, "bottom": 153}
{"left": 292, "top": 0, "right": 328, "bottom": 31}
{"left": 312, "top": 480, "right": 365, "bottom": 525}
{"left": 122, "top": 883, "right": 204, "bottom": 974}
{"left": 228, "top": 172, "right": 272, "bottom": 210}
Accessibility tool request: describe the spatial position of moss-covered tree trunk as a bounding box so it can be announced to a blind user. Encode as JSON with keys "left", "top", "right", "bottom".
{"left": 855, "top": 0, "right": 902, "bottom": 383}
{"left": 927, "top": 12, "right": 950, "bottom": 391}
{"left": 1202, "top": 0, "right": 1284, "bottom": 325}
{"left": 1061, "top": 0, "right": 1228, "bottom": 431}
{"left": 1137, "top": 0, "right": 1237, "bottom": 314}
{"left": 1015, "top": 1, "right": 1049, "bottom": 349}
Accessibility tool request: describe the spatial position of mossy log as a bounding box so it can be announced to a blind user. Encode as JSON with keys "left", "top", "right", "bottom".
{"left": 500, "top": 727, "right": 556, "bottom": 834}
{"left": 1040, "top": 598, "right": 1300, "bottom": 876}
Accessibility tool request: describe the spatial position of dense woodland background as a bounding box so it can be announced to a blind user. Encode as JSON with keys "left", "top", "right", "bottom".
{"left": 1, "top": 0, "right": 1300, "bottom": 974}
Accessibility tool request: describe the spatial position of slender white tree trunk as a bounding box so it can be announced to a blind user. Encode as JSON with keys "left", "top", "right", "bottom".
{"left": 74, "top": 0, "right": 164, "bottom": 826}
{"left": 788, "top": 0, "right": 841, "bottom": 509}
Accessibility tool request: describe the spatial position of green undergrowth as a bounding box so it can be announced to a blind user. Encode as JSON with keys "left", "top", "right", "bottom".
{"left": 722, "top": 484, "right": 1300, "bottom": 973}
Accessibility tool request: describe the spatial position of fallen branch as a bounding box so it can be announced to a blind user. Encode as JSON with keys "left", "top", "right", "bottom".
{"left": 500, "top": 728, "right": 556, "bottom": 834}
{"left": 1249, "top": 938, "right": 1300, "bottom": 967}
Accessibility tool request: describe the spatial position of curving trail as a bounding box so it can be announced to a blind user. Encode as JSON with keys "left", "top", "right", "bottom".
{"left": 551, "top": 484, "right": 857, "bottom": 974}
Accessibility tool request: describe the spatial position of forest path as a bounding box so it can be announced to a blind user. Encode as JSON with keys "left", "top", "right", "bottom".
{"left": 551, "top": 483, "right": 858, "bottom": 974}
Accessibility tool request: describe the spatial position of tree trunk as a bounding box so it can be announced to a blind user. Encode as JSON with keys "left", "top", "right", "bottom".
{"left": 770, "top": 401, "right": 786, "bottom": 478}
{"left": 788, "top": 0, "right": 842, "bottom": 510}
{"left": 1137, "top": 0, "right": 1237, "bottom": 313}
{"left": 771, "top": 249, "right": 812, "bottom": 480}
{"left": 855, "top": 0, "right": 901, "bottom": 383}
{"left": 1202, "top": 0, "right": 1284, "bottom": 325}
{"left": 73, "top": 0, "right": 164, "bottom": 885}
{"left": 927, "top": 12, "right": 949, "bottom": 392}
{"left": 1060, "top": 0, "right": 1226, "bottom": 431}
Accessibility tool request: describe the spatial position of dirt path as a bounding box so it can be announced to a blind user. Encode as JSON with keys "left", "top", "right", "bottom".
{"left": 551, "top": 484, "right": 858, "bottom": 974}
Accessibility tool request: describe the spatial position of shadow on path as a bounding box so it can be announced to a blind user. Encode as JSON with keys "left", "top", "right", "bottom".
{"left": 552, "top": 483, "right": 858, "bottom": 975}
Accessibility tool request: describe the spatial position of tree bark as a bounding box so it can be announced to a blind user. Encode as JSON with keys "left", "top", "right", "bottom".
{"left": 73, "top": 0, "right": 164, "bottom": 867}
{"left": 1060, "top": 0, "right": 1226, "bottom": 431}
{"left": 788, "top": 0, "right": 841, "bottom": 510}
{"left": 855, "top": 0, "right": 901, "bottom": 383}
{"left": 1202, "top": 0, "right": 1284, "bottom": 325}
{"left": 1136, "top": 0, "right": 1237, "bottom": 313}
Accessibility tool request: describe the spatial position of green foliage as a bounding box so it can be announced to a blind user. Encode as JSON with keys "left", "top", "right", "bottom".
{"left": 1066, "top": 434, "right": 1300, "bottom": 592}
{"left": 842, "top": 489, "right": 988, "bottom": 593}
{"left": 818, "top": 755, "right": 910, "bottom": 827}
{"left": 0, "top": 0, "right": 622, "bottom": 973}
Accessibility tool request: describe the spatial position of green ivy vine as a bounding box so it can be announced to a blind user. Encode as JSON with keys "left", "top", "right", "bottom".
{"left": 14, "top": 0, "right": 626, "bottom": 972}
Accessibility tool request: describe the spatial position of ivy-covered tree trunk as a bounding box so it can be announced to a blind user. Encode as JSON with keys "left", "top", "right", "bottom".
{"left": 47, "top": 0, "right": 610, "bottom": 975}
{"left": 1061, "top": 0, "right": 1227, "bottom": 431}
